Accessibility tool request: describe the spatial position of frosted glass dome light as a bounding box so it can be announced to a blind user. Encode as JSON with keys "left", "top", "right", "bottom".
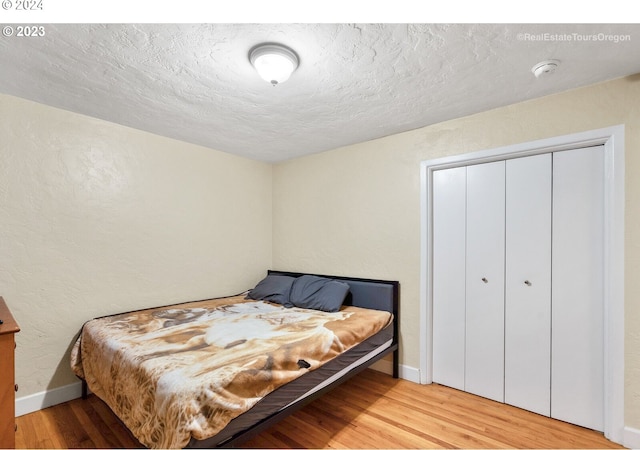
{"left": 249, "top": 44, "right": 299, "bottom": 86}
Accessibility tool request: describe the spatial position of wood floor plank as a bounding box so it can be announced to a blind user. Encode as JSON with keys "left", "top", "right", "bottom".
{"left": 86, "top": 395, "right": 143, "bottom": 448}
{"left": 45, "top": 402, "right": 94, "bottom": 448}
{"left": 341, "top": 383, "right": 529, "bottom": 447}
{"left": 16, "top": 369, "right": 623, "bottom": 449}
{"left": 68, "top": 397, "right": 117, "bottom": 448}
{"left": 311, "top": 391, "right": 453, "bottom": 448}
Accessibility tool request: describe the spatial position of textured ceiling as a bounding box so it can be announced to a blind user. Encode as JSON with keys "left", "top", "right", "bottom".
{"left": 1, "top": 23, "right": 639, "bottom": 162}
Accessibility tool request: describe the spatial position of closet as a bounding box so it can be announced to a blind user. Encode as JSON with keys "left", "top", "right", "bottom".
{"left": 432, "top": 146, "right": 604, "bottom": 431}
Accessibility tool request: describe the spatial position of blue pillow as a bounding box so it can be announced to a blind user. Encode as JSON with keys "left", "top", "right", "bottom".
{"left": 245, "top": 275, "right": 295, "bottom": 307}
{"left": 289, "top": 275, "right": 350, "bottom": 312}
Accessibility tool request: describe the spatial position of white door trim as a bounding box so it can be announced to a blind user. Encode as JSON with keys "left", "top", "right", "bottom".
{"left": 419, "top": 125, "right": 625, "bottom": 444}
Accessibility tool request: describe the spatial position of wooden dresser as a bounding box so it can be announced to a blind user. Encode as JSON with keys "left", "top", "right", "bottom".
{"left": 0, "top": 297, "right": 19, "bottom": 449}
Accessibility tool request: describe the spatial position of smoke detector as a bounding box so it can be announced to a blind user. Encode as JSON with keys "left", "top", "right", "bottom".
{"left": 532, "top": 60, "right": 560, "bottom": 78}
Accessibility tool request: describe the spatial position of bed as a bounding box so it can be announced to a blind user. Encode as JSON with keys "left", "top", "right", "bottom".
{"left": 70, "top": 270, "right": 399, "bottom": 448}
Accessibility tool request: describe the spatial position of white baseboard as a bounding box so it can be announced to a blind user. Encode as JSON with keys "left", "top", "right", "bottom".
{"left": 398, "top": 364, "right": 421, "bottom": 383}
{"left": 15, "top": 381, "right": 83, "bottom": 417}
{"left": 369, "top": 359, "right": 421, "bottom": 383}
{"left": 624, "top": 426, "right": 640, "bottom": 449}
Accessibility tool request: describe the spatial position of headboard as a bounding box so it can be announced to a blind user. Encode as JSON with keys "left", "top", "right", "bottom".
{"left": 267, "top": 270, "right": 398, "bottom": 314}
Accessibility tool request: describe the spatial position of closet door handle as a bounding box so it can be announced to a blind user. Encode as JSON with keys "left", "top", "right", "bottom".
{"left": 481, "top": 277, "right": 488, "bottom": 283}
{"left": 524, "top": 280, "right": 532, "bottom": 286}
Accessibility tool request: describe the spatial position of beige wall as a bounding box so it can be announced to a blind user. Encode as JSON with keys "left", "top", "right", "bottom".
{"left": 273, "top": 76, "right": 640, "bottom": 429}
{"left": 0, "top": 94, "right": 273, "bottom": 395}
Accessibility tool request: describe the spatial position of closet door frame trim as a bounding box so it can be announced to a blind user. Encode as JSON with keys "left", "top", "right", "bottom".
{"left": 420, "top": 125, "right": 625, "bottom": 444}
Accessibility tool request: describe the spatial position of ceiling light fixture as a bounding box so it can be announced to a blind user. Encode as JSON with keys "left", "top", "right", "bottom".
{"left": 249, "top": 43, "right": 299, "bottom": 86}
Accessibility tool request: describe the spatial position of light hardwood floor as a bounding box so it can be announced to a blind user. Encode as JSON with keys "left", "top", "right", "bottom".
{"left": 16, "top": 369, "right": 622, "bottom": 449}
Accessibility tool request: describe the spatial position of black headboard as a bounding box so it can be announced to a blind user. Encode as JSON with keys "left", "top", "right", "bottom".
{"left": 267, "top": 270, "right": 398, "bottom": 314}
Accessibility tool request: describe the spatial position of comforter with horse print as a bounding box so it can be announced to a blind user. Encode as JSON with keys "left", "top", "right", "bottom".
{"left": 71, "top": 294, "right": 391, "bottom": 448}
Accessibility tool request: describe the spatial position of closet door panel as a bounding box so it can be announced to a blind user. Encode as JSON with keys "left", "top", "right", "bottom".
{"left": 465, "top": 161, "right": 505, "bottom": 402}
{"left": 504, "top": 154, "right": 552, "bottom": 416}
{"left": 552, "top": 146, "right": 604, "bottom": 431}
{"left": 432, "top": 167, "right": 466, "bottom": 390}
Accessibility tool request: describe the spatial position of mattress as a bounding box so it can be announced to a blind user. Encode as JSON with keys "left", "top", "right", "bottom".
{"left": 71, "top": 294, "right": 392, "bottom": 448}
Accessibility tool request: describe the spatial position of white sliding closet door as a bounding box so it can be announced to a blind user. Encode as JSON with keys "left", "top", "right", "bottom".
{"left": 552, "top": 146, "right": 604, "bottom": 431}
{"left": 465, "top": 161, "right": 505, "bottom": 402}
{"left": 504, "top": 154, "right": 552, "bottom": 416}
{"left": 432, "top": 167, "right": 466, "bottom": 390}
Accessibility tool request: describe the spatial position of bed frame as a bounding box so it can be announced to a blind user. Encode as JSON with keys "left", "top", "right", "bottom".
{"left": 195, "top": 270, "right": 400, "bottom": 448}
{"left": 80, "top": 271, "right": 399, "bottom": 448}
